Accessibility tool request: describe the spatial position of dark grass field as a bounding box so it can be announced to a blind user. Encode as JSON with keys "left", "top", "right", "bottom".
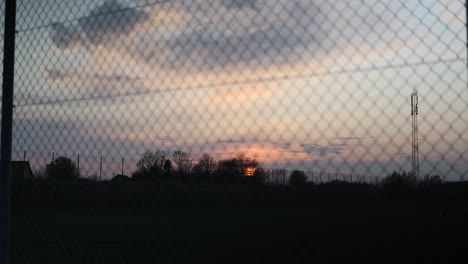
{"left": 11, "top": 201, "right": 468, "bottom": 264}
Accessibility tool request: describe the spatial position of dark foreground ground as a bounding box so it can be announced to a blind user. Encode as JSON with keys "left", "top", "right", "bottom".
{"left": 11, "top": 202, "right": 468, "bottom": 264}
{"left": 10, "top": 182, "right": 468, "bottom": 263}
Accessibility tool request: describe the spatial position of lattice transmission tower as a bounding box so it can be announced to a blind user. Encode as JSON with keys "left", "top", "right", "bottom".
{"left": 411, "top": 89, "right": 419, "bottom": 179}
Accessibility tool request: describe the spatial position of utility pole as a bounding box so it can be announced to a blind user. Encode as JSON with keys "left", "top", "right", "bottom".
{"left": 1, "top": 1, "right": 17, "bottom": 263}
{"left": 411, "top": 88, "right": 420, "bottom": 179}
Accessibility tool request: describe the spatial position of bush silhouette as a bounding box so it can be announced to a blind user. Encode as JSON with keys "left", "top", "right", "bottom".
{"left": 381, "top": 171, "right": 417, "bottom": 196}
{"left": 288, "top": 170, "right": 308, "bottom": 186}
{"left": 45, "top": 156, "right": 79, "bottom": 180}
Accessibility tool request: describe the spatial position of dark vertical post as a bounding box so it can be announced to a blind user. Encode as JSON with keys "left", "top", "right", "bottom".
{"left": 23, "top": 150, "right": 25, "bottom": 161}
{"left": 465, "top": 0, "right": 468, "bottom": 182}
{"left": 0, "top": 1, "right": 17, "bottom": 263}
{"left": 52, "top": 152, "right": 55, "bottom": 162}
{"left": 99, "top": 156, "right": 103, "bottom": 182}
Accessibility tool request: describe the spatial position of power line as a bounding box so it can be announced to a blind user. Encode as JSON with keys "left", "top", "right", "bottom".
{"left": 14, "top": 57, "right": 466, "bottom": 108}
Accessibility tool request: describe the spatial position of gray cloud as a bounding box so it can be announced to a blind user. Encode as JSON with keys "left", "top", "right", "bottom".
{"left": 214, "top": 137, "right": 343, "bottom": 158}
{"left": 46, "top": 68, "right": 72, "bottom": 82}
{"left": 46, "top": 68, "right": 140, "bottom": 83}
{"left": 78, "top": 0, "right": 149, "bottom": 45}
{"left": 13, "top": 117, "right": 173, "bottom": 158}
{"left": 50, "top": 23, "right": 82, "bottom": 49}
{"left": 50, "top": 0, "right": 392, "bottom": 71}
{"left": 222, "top": 0, "right": 259, "bottom": 10}
{"left": 334, "top": 137, "right": 370, "bottom": 141}
{"left": 141, "top": 0, "right": 323, "bottom": 70}
{"left": 51, "top": 0, "right": 149, "bottom": 49}
{"left": 300, "top": 143, "right": 343, "bottom": 157}
{"left": 216, "top": 138, "right": 244, "bottom": 144}
{"left": 50, "top": 0, "right": 325, "bottom": 70}
{"left": 91, "top": 73, "right": 141, "bottom": 82}
{"left": 330, "top": 137, "right": 371, "bottom": 147}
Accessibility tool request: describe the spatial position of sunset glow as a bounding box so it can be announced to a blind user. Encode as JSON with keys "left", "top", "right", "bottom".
{"left": 244, "top": 167, "right": 256, "bottom": 177}
{"left": 9, "top": 0, "right": 468, "bottom": 180}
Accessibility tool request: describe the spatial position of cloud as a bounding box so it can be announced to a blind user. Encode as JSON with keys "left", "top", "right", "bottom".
{"left": 45, "top": 68, "right": 140, "bottom": 83}
{"left": 51, "top": 0, "right": 149, "bottom": 49}
{"left": 209, "top": 136, "right": 346, "bottom": 162}
{"left": 46, "top": 68, "right": 74, "bottom": 82}
{"left": 300, "top": 143, "right": 343, "bottom": 157}
{"left": 222, "top": 0, "right": 259, "bottom": 10}
{"left": 139, "top": 0, "right": 323, "bottom": 70}
{"left": 49, "top": 0, "right": 396, "bottom": 73}
{"left": 334, "top": 137, "right": 369, "bottom": 141}
{"left": 78, "top": 0, "right": 149, "bottom": 45}
{"left": 50, "top": 0, "right": 324, "bottom": 70}
{"left": 50, "top": 23, "right": 83, "bottom": 50}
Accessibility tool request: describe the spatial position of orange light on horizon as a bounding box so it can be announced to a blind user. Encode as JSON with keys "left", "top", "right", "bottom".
{"left": 245, "top": 167, "right": 256, "bottom": 177}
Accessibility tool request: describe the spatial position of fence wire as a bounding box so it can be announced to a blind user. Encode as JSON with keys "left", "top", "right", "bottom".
{"left": 4, "top": 0, "right": 468, "bottom": 181}
{"left": 3, "top": 1, "right": 468, "bottom": 263}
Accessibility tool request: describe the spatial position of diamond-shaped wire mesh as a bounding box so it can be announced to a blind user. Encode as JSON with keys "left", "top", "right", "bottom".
{"left": 8, "top": 0, "right": 467, "bottom": 182}
{"left": 3, "top": 1, "right": 468, "bottom": 263}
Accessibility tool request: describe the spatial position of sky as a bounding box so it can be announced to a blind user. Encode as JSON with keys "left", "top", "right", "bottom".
{"left": 4, "top": 0, "right": 468, "bottom": 179}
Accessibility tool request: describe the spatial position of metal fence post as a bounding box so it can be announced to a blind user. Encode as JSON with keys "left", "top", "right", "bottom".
{"left": 466, "top": 0, "right": 468, "bottom": 103}
{"left": 0, "top": 1, "right": 18, "bottom": 263}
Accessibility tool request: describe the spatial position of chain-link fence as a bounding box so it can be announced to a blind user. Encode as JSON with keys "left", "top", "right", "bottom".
{"left": 3, "top": 0, "right": 468, "bottom": 263}
{"left": 7, "top": 0, "right": 468, "bottom": 181}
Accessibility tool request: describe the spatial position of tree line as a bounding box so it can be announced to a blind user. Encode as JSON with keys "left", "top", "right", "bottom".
{"left": 37, "top": 150, "right": 443, "bottom": 189}
{"left": 38, "top": 151, "right": 269, "bottom": 183}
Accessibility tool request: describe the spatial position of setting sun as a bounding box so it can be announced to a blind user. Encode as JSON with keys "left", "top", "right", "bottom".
{"left": 245, "top": 167, "right": 256, "bottom": 177}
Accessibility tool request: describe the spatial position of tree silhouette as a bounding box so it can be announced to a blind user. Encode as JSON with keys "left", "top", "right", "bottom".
{"left": 172, "top": 151, "right": 192, "bottom": 175}
{"left": 233, "top": 154, "right": 258, "bottom": 175}
{"left": 45, "top": 156, "right": 79, "bottom": 180}
{"left": 215, "top": 154, "right": 258, "bottom": 182}
{"left": 133, "top": 150, "right": 167, "bottom": 181}
{"left": 193, "top": 153, "right": 216, "bottom": 178}
{"left": 420, "top": 174, "right": 442, "bottom": 186}
{"left": 382, "top": 171, "right": 417, "bottom": 196}
{"left": 252, "top": 167, "right": 267, "bottom": 184}
{"left": 288, "top": 170, "right": 307, "bottom": 186}
{"left": 163, "top": 159, "right": 173, "bottom": 176}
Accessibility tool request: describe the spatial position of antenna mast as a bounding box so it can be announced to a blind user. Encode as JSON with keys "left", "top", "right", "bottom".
{"left": 411, "top": 88, "right": 420, "bottom": 179}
